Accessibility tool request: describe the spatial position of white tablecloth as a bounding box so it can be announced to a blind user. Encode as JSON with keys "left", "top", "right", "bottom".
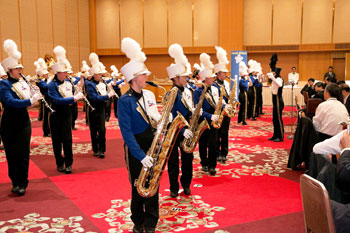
{"left": 262, "top": 86, "right": 304, "bottom": 106}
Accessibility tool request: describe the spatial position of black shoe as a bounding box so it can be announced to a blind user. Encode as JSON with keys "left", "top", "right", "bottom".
{"left": 216, "top": 156, "right": 222, "bottom": 162}
{"left": 99, "top": 152, "right": 105, "bottom": 159}
{"left": 170, "top": 191, "right": 178, "bottom": 198}
{"left": 17, "top": 187, "right": 26, "bottom": 196}
{"left": 93, "top": 152, "right": 99, "bottom": 157}
{"left": 268, "top": 137, "right": 275, "bottom": 141}
{"left": 273, "top": 138, "right": 283, "bottom": 142}
{"left": 72, "top": 127, "right": 77, "bottom": 130}
{"left": 209, "top": 168, "right": 216, "bottom": 175}
{"left": 133, "top": 226, "right": 143, "bottom": 233}
{"left": 183, "top": 187, "right": 191, "bottom": 195}
{"left": 145, "top": 227, "right": 155, "bottom": 233}
{"left": 57, "top": 166, "right": 65, "bottom": 173}
{"left": 202, "top": 166, "right": 209, "bottom": 172}
{"left": 0, "top": 145, "right": 4, "bottom": 150}
{"left": 43, "top": 134, "right": 51, "bottom": 137}
{"left": 252, "top": 117, "right": 256, "bottom": 121}
{"left": 242, "top": 121, "right": 247, "bottom": 125}
{"left": 65, "top": 166, "right": 72, "bottom": 174}
{"left": 222, "top": 156, "right": 227, "bottom": 162}
{"left": 11, "top": 186, "right": 19, "bottom": 193}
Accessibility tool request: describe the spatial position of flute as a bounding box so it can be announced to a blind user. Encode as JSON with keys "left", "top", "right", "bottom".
{"left": 67, "top": 76, "right": 95, "bottom": 111}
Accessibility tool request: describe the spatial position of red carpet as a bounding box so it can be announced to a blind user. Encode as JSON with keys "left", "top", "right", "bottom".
{"left": 0, "top": 106, "right": 305, "bottom": 233}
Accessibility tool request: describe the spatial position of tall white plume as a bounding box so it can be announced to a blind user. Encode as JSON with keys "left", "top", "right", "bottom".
{"left": 53, "top": 46, "right": 66, "bottom": 63}
{"left": 81, "top": 60, "right": 90, "bottom": 72}
{"left": 193, "top": 63, "right": 202, "bottom": 70}
{"left": 121, "top": 37, "right": 146, "bottom": 62}
{"left": 200, "top": 53, "right": 214, "bottom": 70}
{"left": 37, "top": 58, "right": 48, "bottom": 70}
{"left": 3, "top": 39, "right": 21, "bottom": 59}
{"left": 110, "top": 65, "right": 120, "bottom": 77}
{"left": 215, "top": 46, "right": 229, "bottom": 64}
{"left": 89, "top": 53, "right": 100, "bottom": 67}
{"left": 168, "top": 43, "right": 188, "bottom": 66}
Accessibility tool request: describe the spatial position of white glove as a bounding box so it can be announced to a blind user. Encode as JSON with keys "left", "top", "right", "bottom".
{"left": 200, "top": 109, "right": 203, "bottom": 116}
{"left": 225, "top": 104, "right": 232, "bottom": 111}
{"left": 211, "top": 114, "right": 219, "bottom": 122}
{"left": 141, "top": 155, "right": 154, "bottom": 168}
{"left": 192, "top": 108, "right": 196, "bottom": 114}
{"left": 183, "top": 129, "right": 193, "bottom": 139}
{"left": 108, "top": 91, "right": 115, "bottom": 98}
{"left": 168, "top": 113, "right": 173, "bottom": 123}
{"left": 30, "top": 92, "right": 42, "bottom": 105}
{"left": 74, "top": 92, "right": 85, "bottom": 101}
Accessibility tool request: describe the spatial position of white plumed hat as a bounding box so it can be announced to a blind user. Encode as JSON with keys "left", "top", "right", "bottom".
{"left": 198, "top": 53, "right": 215, "bottom": 81}
{"left": 88, "top": 53, "right": 104, "bottom": 76}
{"left": 1, "top": 39, "right": 23, "bottom": 72}
{"left": 239, "top": 61, "right": 249, "bottom": 77}
{"left": 0, "top": 63, "right": 6, "bottom": 77}
{"left": 51, "top": 45, "right": 71, "bottom": 73}
{"left": 214, "top": 46, "right": 229, "bottom": 73}
{"left": 166, "top": 43, "right": 189, "bottom": 79}
{"left": 110, "top": 65, "right": 121, "bottom": 78}
{"left": 34, "top": 58, "right": 49, "bottom": 76}
{"left": 120, "top": 37, "right": 150, "bottom": 82}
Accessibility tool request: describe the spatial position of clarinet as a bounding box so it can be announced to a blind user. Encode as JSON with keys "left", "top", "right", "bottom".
{"left": 67, "top": 76, "right": 95, "bottom": 111}
{"left": 20, "top": 73, "right": 55, "bottom": 113}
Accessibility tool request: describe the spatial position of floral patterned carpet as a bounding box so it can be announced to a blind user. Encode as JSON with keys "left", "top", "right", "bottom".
{"left": 0, "top": 106, "right": 305, "bottom": 233}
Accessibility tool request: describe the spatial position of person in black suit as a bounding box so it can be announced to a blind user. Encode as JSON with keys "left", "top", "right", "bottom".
{"left": 300, "top": 78, "right": 316, "bottom": 100}
{"left": 340, "top": 83, "right": 350, "bottom": 114}
{"left": 311, "top": 82, "right": 325, "bottom": 101}
{"left": 324, "top": 66, "right": 336, "bottom": 83}
{"left": 330, "top": 132, "right": 350, "bottom": 233}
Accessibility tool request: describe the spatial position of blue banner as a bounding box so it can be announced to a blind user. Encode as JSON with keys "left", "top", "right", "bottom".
{"left": 231, "top": 51, "right": 247, "bottom": 101}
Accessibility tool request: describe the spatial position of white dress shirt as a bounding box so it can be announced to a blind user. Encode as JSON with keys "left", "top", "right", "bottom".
{"left": 268, "top": 73, "right": 283, "bottom": 95}
{"left": 288, "top": 72, "right": 299, "bottom": 86}
{"left": 313, "top": 98, "right": 349, "bottom": 136}
{"left": 313, "top": 130, "right": 345, "bottom": 154}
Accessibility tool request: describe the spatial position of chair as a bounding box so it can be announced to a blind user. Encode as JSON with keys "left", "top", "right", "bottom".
{"left": 300, "top": 174, "right": 336, "bottom": 233}
{"left": 303, "top": 91, "right": 309, "bottom": 105}
{"left": 306, "top": 98, "right": 323, "bottom": 118}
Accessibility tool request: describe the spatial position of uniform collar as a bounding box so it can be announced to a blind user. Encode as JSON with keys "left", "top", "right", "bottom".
{"left": 173, "top": 84, "right": 184, "bottom": 92}
{"left": 7, "top": 76, "right": 19, "bottom": 83}
{"left": 130, "top": 87, "right": 143, "bottom": 100}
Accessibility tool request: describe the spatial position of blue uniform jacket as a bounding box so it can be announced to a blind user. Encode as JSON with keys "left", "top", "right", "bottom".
{"left": 36, "top": 80, "right": 49, "bottom": 96}
{"left": 0, "top": 78, "right": 31, "bottom": 108}
{"left": 85, "top": 80, "right": 109, "bottom": 103}
{"left": 118, "top": 92, "right": 151, "bottom": 161}
{"left": 193, "top": 86, "right": 214, "bottom": 121}
{"left": 239, "top": 78, "right": 249, "bottom": 91}
{"left": 48, "top": 79, "right": 75, "bottom": 105}
{"left": 170, "top": 87, "right": 192, "bottom": 135}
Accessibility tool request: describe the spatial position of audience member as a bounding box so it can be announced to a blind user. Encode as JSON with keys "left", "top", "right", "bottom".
{"left": 300, "top": 78, "right": 315, "bottom": 99}
{"left": 340, "top": 83, "right": 350, "bottom": 114}
{"left": 311, "top": 82, "right": 325, "bottom": 101}
{"left": 324, "top": 66, "right": 336, "bottom": 83}
{"left": 287, "top": 66, "right": 299, "bottom": 86}
{"left": 301, "top": 83, "right": 348, "bottom": 141}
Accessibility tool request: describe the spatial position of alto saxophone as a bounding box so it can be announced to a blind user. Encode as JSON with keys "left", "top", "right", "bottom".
{"left": 136, "top": 87, "right": 189, "bottom": 198}
{"left": 223, "top": 80, "right": 239, "bottom": 118}
{"left": 182, "top": 84, "right": 210, "bottom": 153}
{"left": 211, "top": 86, "right": 225, "bottom": 128}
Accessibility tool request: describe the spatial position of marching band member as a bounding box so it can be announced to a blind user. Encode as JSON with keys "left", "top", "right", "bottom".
{"left": 0, "top": 39, "right": 41, "bottom": 196}
{"left": 255, "top": 63, "right": 264, "bottom": 117}
{"left": 48, "top": 46, "right": 84, "bottom": 174}
{"left": 0, "top": 64, "right": 6, "bottom": 150}
{"left": 81, "top": 60, "right": 92, "bottom": 125}
{"left": 86, "top": 53, "right": 115, "bottom": 158}
{"left": 117, "top": 37, "right": 161, "bottom": 233}
{"left": 166, "top": 43, "right": 194, "bottom": 198}
{"left": 110, "top": 65, "right": 124, "bottom": 118}
{"left": 195, "top": 53, "right": 219, "bottom": 175}
{"left": 213, "top": 46, "right": 232, "bottom": 163}
{"left": 238, "top": 61, "right": 252, "bottom": 125}
{"left": 247, "top": 60, "right": 258, "bottom": 121}
{"left": 34, "top": 58, "right": 51, "bottom": 137}
{"left": 267, "top": 68, "right": 284, "bottom": 142}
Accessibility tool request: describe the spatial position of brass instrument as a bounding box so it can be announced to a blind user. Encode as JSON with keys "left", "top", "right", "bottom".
{"left": 224, "top": 79, "right": 239, "bottom": 118}
{"left": 181, "top": 84, "right": 210, "bottom": 153}
{"left": 103, "top": 78, "right": 118, "bottom": 98}
{"left": 211, "top": 86, "right": 225, "bottom": 128}
{"left": 67, "top": 76, "right": 95, "bottom": 111}
{"left": 136, "top": 87, "right": 189, "bottom": 198}
{"left": 20, "top": 74, "right": 55, "bottom": 113}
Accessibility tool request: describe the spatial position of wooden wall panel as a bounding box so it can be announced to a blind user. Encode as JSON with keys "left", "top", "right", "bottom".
{"left": 19, "top": 0, "right": 39, "bottom": 72}
{"left": 79, "top": 0, "right": 90, "bottom": 66}
{"left": 96, "top": 0, "right": 120, "bottom": 49}
{"left": 299, "top": 52, "right": 332, "bottom": 81}
{"left": 120, "top": 0, "right": 143, "bottom": 45}
{"left": 243, "top": 0, "right": 272, "bottom": 46}
{"left": 66, "top": 0, "right": 79, "bottom": 71}
{"left": 52, "top": 0, "right": 67, "bottom": 48}
{"left": 273, "top": 0, "right": 302, "bottom": 45}
{"left": 302, "top": 0, "right": 333, "bottom": 44}
{"left": 37, "top": 0, "right": 53, "bottom": 58}
{"left": 168, "top": 0, "right": 192, "bottom": 47}
{"left": 194, "top": 0, "right": 218, "bottom": 46}
{"left": 144, "top": 0, "right": 167, "bottom": 48}
{"left": 0, "top": 0, "right": 21, "bottom": 61}
{"left": 333, "top": 0, "right": 350, "bottom": 43}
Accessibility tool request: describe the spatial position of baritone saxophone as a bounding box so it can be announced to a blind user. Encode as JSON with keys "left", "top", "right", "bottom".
{"left": 211, "top": 86, "right": 225, "bottom": 128}
{"left": 136, "top": 87, "right": 189, "bottom": 198}
{"left": 182, "top": 84, "right": 210, "bottom": 153}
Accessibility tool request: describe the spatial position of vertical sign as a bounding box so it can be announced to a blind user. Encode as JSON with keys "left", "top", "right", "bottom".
{"left": 231, "top": 51, "right": 247, "bottom": 101}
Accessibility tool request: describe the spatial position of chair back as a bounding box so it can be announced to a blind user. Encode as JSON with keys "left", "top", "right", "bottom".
{"left": 303, "top": 91, "right": 309, "bottom": 104}
{"left": 300, "top": 174, "right": 336, "bottom": 233}
{"left": 306, "top": 98, "right": 323, "bottom": 118}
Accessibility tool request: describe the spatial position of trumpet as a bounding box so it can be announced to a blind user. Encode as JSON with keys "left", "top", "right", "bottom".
{"left": 67, "top": 76, "right": 95, "bottom": 111}
{"left": 20, "top": 73, "right": 55, "bottom": 113}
